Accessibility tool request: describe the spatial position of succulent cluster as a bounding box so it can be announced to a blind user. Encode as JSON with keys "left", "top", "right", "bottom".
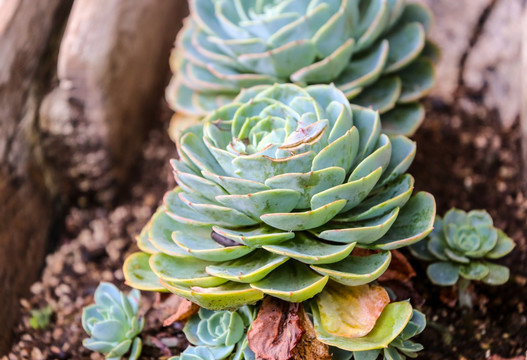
{"left": 410, "top": 209, "right": 515, "bottom": 287}
{"left": 80, "top": 0, "right": 519, "bottom": 357}
{"left": 167, "top": 0, "right": 437, "bottom": 135}
{"left": 124, "top": 83, "right": 435, "bottom": 311}
{"left": 170, "top": 306, "right": 256, "bottom": 360}
{"left": 82, "top": 283, "right": 144, "bottom": 360}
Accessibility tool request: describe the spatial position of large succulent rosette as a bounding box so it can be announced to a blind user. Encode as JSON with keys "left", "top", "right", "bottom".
{"left": 167, "top": 0, "right": 438, "bottom": 135}
{"left": 124, "top": 84, "right": 435, "bottom": 310}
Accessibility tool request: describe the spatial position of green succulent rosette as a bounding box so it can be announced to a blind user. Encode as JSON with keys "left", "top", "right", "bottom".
{"left": 82, "top": 282, "right": 144, "bottom": 360}
{"left": 124, "top": 83, "right": 435, "bottom": 310}
{"left": 171, "top": 306, "right": 256, "bottom": 360}
{"left": 330, "top": 309, "right": 425, "bottom": 360}
{"left": 410, "top": 209, "right": 515, "bottom": 286}
{"left": 167, "top": 0, "right": 438, "bottom": 135}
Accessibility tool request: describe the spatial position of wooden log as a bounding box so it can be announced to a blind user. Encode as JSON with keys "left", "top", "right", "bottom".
{"left": 424, "top": 0, "right": 523, "bottom": 129}
{"left": 38, "top": 0, "right": 188, "bottom": 203}
{"left": 0, "top": 0, "right": 188, "bottom": 352}
{"left": 462, "top": 0, "right": 523, "bottom": 128}
{"left": 423, "top": 0, "right": 493, "bottom": 103}
{"left": 522, "top": 5, "right": 527, "bottom": 187}
{"left": 0, "top": 0, "right": 71, "bottom": 353}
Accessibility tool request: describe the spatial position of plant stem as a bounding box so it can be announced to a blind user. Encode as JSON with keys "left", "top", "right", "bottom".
{"left": 457, "top": 278, "right": 473, "bottom": 309}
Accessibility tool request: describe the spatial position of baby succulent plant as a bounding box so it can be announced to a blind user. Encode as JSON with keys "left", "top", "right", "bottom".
{"left": 170, "top": 306, "right": 256, "bottom": 360}
{"left": 167, "top": 0, "right": 438, "bottom": 136}
{"left": 124, "top": 83, "right": 436, "bottom": 310}
{"left": 410, "top": 209, "right": 515, "bottom": 287}
{"left": 331, "top": 308, "right": 426, "bottom": 360}
{"left": 82, "top": 282, "right": 144, "bottom": 360}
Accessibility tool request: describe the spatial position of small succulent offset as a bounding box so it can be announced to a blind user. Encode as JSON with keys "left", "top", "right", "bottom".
{"left": 410, "top": 209, "right": 515, "bottom": 309}
{"left": 29, "top": 305, "right": 53, "bottom": 330}
{"left": 123, "top": 83, "right": 436, "bottom": 310}
{"left": 410, "top": 209, "right": 515, "bottom": 288}
{"left": 171, "top": 306, "right": 256, "bottom": 360}
{"left": 82, "top": 282, "right": 144, "bottom": 360}
{"left": 167, "top": 0, "right": 438, "bottom": 136}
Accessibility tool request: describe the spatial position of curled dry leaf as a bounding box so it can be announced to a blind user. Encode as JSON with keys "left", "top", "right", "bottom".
{"left": 350, "top": 248, "right": 380, "bottom": 257}
{"left": 379, "top": 249, "right": 416, "bottom": 282}
{"left": 162, "top": 295, "right": 200, "bottom": 326}
{"left": 316, "top": 282, "right": 390, "bottom": 338}
{"left": 353, "top": 248, "right": 421, "bottom": 303}
{"left": 291, "top": 305, "right": 332, "bottom": 360}
{"left": 247, "top": 296, "right": 304, "bottom": 360}
{"left": 440, "top": 286, "right": 459, "bottom": 308}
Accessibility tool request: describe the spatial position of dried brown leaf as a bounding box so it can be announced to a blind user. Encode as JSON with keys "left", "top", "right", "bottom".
{"left": 350, "top": 248, "right": 380, "bottom": 257}
{"left": 379, "top": 250, "right": 416, "bottom": 282}
{"left": 440, "top": 286, "right": 458, "bottom": 308}
{"left": 247, "top": 297, "right": 304, "bottom": 360}
{"left": 161, "top": 296, "right": 199, "bottom": 326}
{"left": 291, "top": 305, "right": 332, "bottom": 360}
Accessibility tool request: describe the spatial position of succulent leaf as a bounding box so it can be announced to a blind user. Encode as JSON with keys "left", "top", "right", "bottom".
{"left": 310, "top": 251, "right": 392, "bottom": 286}
{"left": 344, "top": 308, "right": 425, "bottom": 359}
{"left": 311, "top": 300, "right": 413, "bottom": 352}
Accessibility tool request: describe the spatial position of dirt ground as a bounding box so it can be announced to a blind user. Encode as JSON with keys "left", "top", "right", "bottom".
{"left": 4, "top": 92, "right": 527, "bottom": 359}
{"left": 410, "top": 94, "right": 527, "bottom": 360}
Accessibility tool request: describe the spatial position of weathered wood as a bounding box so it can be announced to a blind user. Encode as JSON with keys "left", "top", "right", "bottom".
{"left": 463, "top": 0, "right": 523, "bottom": 128}
{"left": 0, "top": 0, "right": 71, "bottom": 353}
{"left": 522, "top": 5, "right": 527, "bottom": 186}
{"left": 423, "top": 0, "right": 493, "bottom": 102}
{"left": 38, "top": 0, "right": 187, "bottom": 202}
{"left": 424, "top": 0, "right": 523, "bottom": 129}
{"left": 1, "top": 0, "right": 188, "bottom": 352}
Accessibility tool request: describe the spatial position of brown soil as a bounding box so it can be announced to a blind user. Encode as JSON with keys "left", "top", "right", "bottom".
{"left": 410, "top": 95, "right": 527, "bottom": 360}
{"left": 4, "top": 95, "right": 527, "bottom": 359}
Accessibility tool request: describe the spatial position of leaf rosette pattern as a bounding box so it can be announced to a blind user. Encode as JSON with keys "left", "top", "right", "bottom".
{"left": 82, "top": 283, "right": 144, "bottom": 360}
{"left": 124, "top": 83, "right": 435, "bottom": 310}
{"left": 171, "top": 306, "right": 256, "bottom": 360}
{"left": 167, "top": 0, "right": 438, "bottom": 135}
{"left": 410, "top": 209, "right": 515, "bottom": 286}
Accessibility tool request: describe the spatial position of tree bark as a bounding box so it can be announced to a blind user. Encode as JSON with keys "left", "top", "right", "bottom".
{"left": 0, "top": 0, "right": 71, "bottom": 353}
{"left": 522, "top": 5, "right": 527, "bottom": 187}
{"left": 0, "top": 0, "right": 187, "bottom": 352}
{"left": 424, "top": 0, "right": 523, "bottom": 128}
{"left": 38, "top": 0, "right": 187, "bottom": 203}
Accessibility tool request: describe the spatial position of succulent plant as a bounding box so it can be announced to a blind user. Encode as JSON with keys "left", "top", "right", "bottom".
{"left": 167, "top": 0, "right": 438, "bottom": 136}
{"left": 124, "top": 83, "right": 435, "bottom": 310}
{"left": 170, "top": 306, "right": 256, "bottom": 360}
{"left": 29, "top": 305, "right": 53, "bottom": 330}
{"left": 82, "top": 282, "right": 144, "bottom": 360}
{"left": 330, "top": 308, "right": 425, "bottom": 360}
{"left": 410, "top": 209, "right": 515, "bottom": 287}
